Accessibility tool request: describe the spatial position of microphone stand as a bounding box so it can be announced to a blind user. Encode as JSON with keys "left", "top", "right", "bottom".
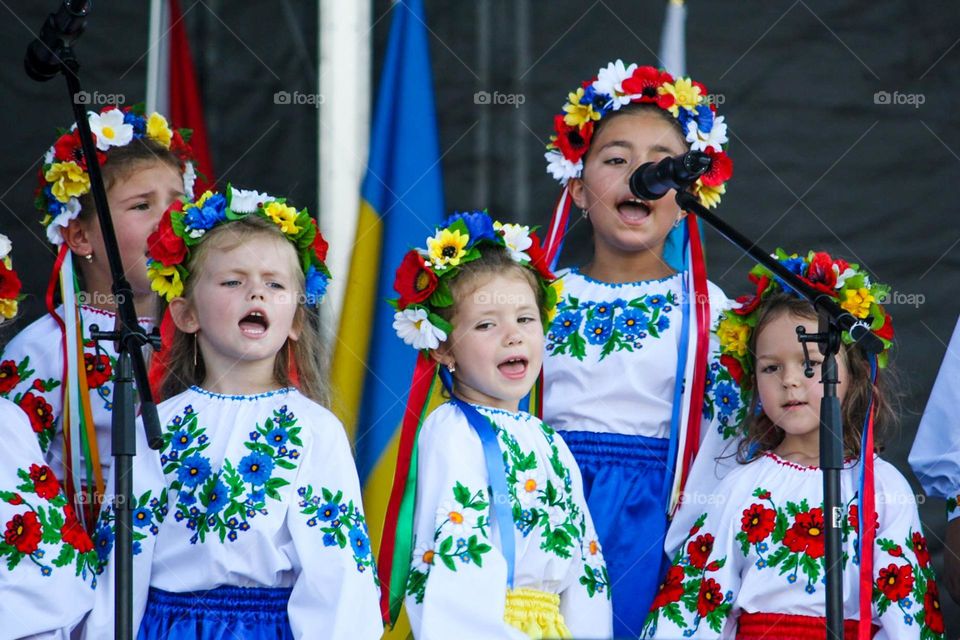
{"left": 25, "top": 3, "right": 165, "bottom": 638}
{"left": 675, "top": 190, "right": 882, "bottom": 640}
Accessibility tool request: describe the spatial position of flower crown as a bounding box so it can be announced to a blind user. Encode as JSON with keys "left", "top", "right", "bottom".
{"left": 716, "top": 249, "right": 894, "bottom": 382}
{"left": 544, "top": 60, "right": 733, "bottom": 208}
{"left": 0, "top": 234, "right": 22, "bottom": 325}
{"left": 146, "top": 185, "right": 331, "bottom": 307}
{"left": 389, "top": 211, "right": 558, "bottom": 351}
{"left": 36, "top": 103, "right": 197, "bottom": 245}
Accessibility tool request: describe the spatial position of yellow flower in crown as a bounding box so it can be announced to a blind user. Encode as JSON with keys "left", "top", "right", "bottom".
{"left": 427, "top": 227, "right": 469, "bottom": 269}
{"left": 45, "top": 161, "right": 91, "bottom": 203}
{"left": 264, "top": 201, "right": 301, "bottom": 235}
{"left": 659, "top": 77, "right": 702, "bottom": 116}
{"left": 546, "top": 279, "right": 564, "bottom": 323}
{"left": 148, "top": 262, "right": 184, "bottom": 300}
{"left": 693, "top": 182, "right": 726, "bottom": 209}
{"left": 841, "top": 287, "right": 874, "bottom": 319}
{"left": 0, "top": 299, "right": 17, "bottom": 320}
{"left": 563, "top": 87, "right": 601, "bottom": 128}
{"left": 717, "top": 316, "right": 750, "bottom": 357}
{"left": 146, "top": 113, "right": 173, "bottom": 148}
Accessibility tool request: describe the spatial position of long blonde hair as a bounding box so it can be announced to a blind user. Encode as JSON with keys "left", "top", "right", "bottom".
{"left": 157, "top": 215, "right": 330, "bottom": 405}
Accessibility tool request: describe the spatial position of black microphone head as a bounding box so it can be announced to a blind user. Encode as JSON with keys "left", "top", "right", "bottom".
{"left": 24, "top": 1, "right": 91, "bottom": 82}
{"left": 682, "top": 150, "right": 713, "bottom": 176}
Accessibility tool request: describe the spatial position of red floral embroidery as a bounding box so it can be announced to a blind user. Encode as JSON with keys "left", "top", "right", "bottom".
{"left": 697, "top": 577, "right": 724, "bottom": 616}
{"left": 847, "top": 504, "right": 878, "bottom": 535}
{"left": 60, "top": 504, "right": 94, "bottom": 553}
{"left": 783, "top": 508, "right": 825, "bottom": 559}
{"left": 740, "top": 503, "right": 776, "bottom": 543}
{"left": 84, "top": 352, "right": 112, "bottom": 388}
{"left": 651, "top": 565, "right": 685, "bottom": 609}
{"left": 0, "top": 360, "right": 20, "bottom": 394}
{"left": 4, "top": 511, "right": 42, "bottom": 554}
{"left": 687, "top": 533, "right": 715, "bottom": 569}
{"left": 7, "top": 493, "right": 23, "bottom": 505}
{"left": 29, "top": 464, "right": 61, "bottom": 500}
{"left": 19, "top": 391, "right": 54, "bottom": 435}
{"left": 876, "top": 563, "right": 914, "bottom": 601}
{"left": 911, "top": 531, "right": 930, "bottom": 569}
{"left": 924, "top": 579, "right": 944, "bottom": 634}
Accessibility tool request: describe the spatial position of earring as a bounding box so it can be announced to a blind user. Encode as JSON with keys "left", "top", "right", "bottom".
{"left": 673, "top": 217, "right": 683, "bottom": 229}
{"left": 447, "top": 362, "right": 456, "bottom": 373}
{"left": 581, "top": 210, "right": 589, "bottom": 220}
{"left": 193, "top": 333, "right": 198, "bottom": 367}
{"left": 83, "top": 253, "right": 94, "bottom": 263}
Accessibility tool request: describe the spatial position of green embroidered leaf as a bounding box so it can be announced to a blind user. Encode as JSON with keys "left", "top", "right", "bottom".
{"left": 453, "top": 482, "right": 471, "bottom": 508}
{"left": 735, "top": 531, "right": 750, "bottom": 557}
{"left": 800, "top": 554, "right": 820, "bottom": 582}
{"left": 663, "top": 601, "right": 687, "bottom": 627}
{"left": 52, "top": 543, "right": 74, "bottom": 567}
{"left": 766, "top": 545, "right": 790, "bottom": 568}
{"left": 439, "top": 536, "right": 453, "bottom": 555}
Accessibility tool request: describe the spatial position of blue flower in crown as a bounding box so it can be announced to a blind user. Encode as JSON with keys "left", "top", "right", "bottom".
{"left": 183, "top": 192, "right": 227, "bottom": 236}
{"left": 305, "top": 265, "right": 328, "bottom": 306}
{"left": 446, "top": 211, "right": 498, "bottom": 245}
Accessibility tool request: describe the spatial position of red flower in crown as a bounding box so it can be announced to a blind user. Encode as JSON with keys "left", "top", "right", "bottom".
{"left": 0, "top": 260, "right": 22, "bottom": 300}
{"left": 805, "top": 252, "right": 848, "bottom": 290}
{"left": 874, "top": 313, "right": 894, "bottom": 341}
{"left": 687, "top": 533, "right": 715, "bottom": 569}
{"left": 553, "top": 115, "right": 592, "bottom": 163}
{"left": 61, "top": 504, "right": 94, "bottom": 553}
{"left": 19, "top": 392, "right": 54, "bottom": 436}
{"left": 651, "top": 565, "right": 685, "bottom": 609}
{"left": 912, "top": 531, "right": 930, "bottom": 569}
{"left": 84, "top": 353, "right": 113, "bottom": 389}
{"left": 925, "top": 580, "right": 945, "bottom": 634}
{"left": 734, "top": 274, "right": 770, "bottom": 317}
{"left": 394, "top": 250, "right": 439, "bottom": 309}
{"left": 29, "top": 464, "right": 61, "bottom": 500}
{"left": 700, "top": 148, "right": 733, "bottom": 187}
{"left": 147, "top": 201, "right": 188, "bottom": 267}
{"left": 4, "top": 511, "right": 42, "bottom": 555}
{"left": 876, "top": 563, "right": 914, "bottom": 601}
{"left": 783, "top": 508, "right": 825, "bottom": 559}
{"left": 525, "top": 232, "right": 554, "bottom": 282}
{"left": 697, "top": 578, "right": 724, "bottom": 616}
{"left": 720, "top": 354, "right": 744, "bottom": 386}
{"left": 310, "top": 219, "right": 329, "bottom": 263}
{"left": 740, "top": 503, "right": 776, "bottom": 543}
{"left": 53, "top": 129, "right": 106, "bottom": 170}
{"left": 0, "top": 359, "right": 20, "bottom": 394}
{"left": 621, "top": 66, "right": 675, "bottom": 110}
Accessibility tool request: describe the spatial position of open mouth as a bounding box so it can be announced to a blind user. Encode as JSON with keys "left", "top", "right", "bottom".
{"left": 239, "top": 311, "right": 269, "bottom": 336}
{"left": 616, "top": 197, "right": 652, "bottom": 223}
{"left": 498, "top": 356, "right": 529, "bottom": 380}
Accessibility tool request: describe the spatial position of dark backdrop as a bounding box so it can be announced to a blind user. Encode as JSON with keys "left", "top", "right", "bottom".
{"left": 1, "top": 0, "right": 957, "bottom": 632}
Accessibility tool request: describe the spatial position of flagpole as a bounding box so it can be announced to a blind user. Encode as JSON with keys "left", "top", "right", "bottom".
{"left": 145, "top": 0, "right": 167, "bottom": 114}
{"left": 319, "top": 0, "right": 371, "bottom": 330}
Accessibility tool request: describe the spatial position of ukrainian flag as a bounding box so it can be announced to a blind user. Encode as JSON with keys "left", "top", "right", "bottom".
{"left": 331, "top": 0, "right": 443, "bottom": 632}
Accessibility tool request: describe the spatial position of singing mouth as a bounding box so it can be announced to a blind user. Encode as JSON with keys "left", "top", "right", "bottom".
{"left": 239, "top": 310, "right": 269, "bottom": 336}
{"left": 498, "top": 356, "right": 529, "bottom": 379}
{"left": 616, "top": 197, "right": 652, "bottom": 222}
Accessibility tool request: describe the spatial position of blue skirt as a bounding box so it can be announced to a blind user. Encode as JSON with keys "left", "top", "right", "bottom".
{"left": 138, "top": 585, "right": 294, "bottom": 640}
{"left": 558, "top": 430, "right": 670, "bottom": 639}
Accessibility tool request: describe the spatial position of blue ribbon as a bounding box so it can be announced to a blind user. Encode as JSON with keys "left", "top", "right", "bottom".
{"left": 663, "top": 224, "right": 692, "bottom": 508}
{"left": 440, "top": 370, "right": 516, "bottom": 587}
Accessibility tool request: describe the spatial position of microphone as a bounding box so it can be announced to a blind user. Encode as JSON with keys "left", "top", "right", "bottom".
{"left": 629, "top": 150, "right": 712, "bottom": 201}
{"left": 24, "top": 0, "right": 91, "bottom": 82}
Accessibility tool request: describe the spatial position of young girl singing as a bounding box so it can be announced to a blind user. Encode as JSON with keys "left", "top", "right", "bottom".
{"left": 83, "top": 186, "right": 382, "bottom": 639}
{"left": 643, "top": 250, "right": 944, "bottom": 639}
{"left": 378, "top": 211, "right": 612, "bottom": 639}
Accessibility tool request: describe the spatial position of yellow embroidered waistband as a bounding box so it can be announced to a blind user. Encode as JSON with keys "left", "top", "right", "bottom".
{"left": 504, "top": 587, "right": 571, "bottom": 639}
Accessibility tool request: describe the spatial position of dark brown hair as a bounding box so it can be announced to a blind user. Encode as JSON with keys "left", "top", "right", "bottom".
{"left": 158, "top": 215, "right": 330, "bottom": 405}
{"left": 735, "top": 292, "right": 895, "bottom": 463}
{"left": 583, "top": 102, "right": 689, "bottom": 165}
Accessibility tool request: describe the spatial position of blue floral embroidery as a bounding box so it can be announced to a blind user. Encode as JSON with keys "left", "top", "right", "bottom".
{"left": 298, "top": 485, "right": 375, "bottom": 575}
{"left": 547, "top": 290, "right": 679, "bottom": 361}
{"left": 160, "top": 404, "right": 302, "bottom": 544}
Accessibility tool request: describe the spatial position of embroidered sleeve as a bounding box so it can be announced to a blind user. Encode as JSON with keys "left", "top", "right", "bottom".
{"left": 871, "top": 470, "right": 945, "bottom": 639}
{"left": 285, "top": 408, "right": 382, "bottom": 640}
{"left": 0, "top": 330, "right": 63, "bottom": 453}
{"left": 0, "top": 408, "right": 96, "bottom": 638}
{"left": 644, "top": 507, "right": 737, "bottom": 639}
